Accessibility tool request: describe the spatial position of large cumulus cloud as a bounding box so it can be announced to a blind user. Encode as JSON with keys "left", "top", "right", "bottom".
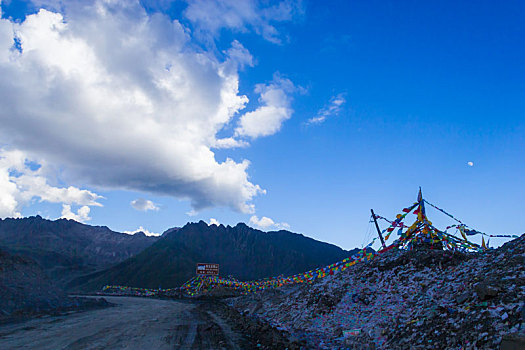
{"left": 0, "top": 0, "right": 298, "bottom": 215}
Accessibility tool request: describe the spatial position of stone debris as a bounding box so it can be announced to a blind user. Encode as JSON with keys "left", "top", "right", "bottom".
{"left": 228, "top": 234, "right": 525, "bottom": 349}
{"left": 0, "top": 249, "right": 112, "bottom": 324}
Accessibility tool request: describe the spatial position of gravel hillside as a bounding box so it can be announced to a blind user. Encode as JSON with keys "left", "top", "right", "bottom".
{"left": 0, "top": 249, "right": 109, "bottom": 323}
{"left": 229, "top": 234, "right": 525, "bottom": 349}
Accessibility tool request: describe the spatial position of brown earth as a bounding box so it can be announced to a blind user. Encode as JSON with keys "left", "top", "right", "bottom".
{"left": 0, "top": 296, "right": 297, "bottom": 349}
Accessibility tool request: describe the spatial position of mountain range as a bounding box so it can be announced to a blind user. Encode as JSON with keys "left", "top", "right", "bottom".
{"left": 0, "top": 216, "right": 159, "bottom": 287}
{"left": 0, "top": 216, "right": 361, "bottom": 293}
{"left": 72, "top": 221, "right": 359, "bottom": 290}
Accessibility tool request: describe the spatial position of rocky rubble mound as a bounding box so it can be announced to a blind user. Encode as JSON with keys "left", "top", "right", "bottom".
{"left": 0, "top": 248, "right": 111, "bottom": 323}
{"left": 228, "top": 234, "right": 524, "bottom": 349}
{"left": 0, "top": 249, "right": 65, "bottom": 319}
{"left": 199, "top": 300, "right": 307, "bottom": 349}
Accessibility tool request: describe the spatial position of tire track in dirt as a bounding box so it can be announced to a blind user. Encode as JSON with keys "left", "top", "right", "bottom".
{"left": 0, "top": 296, "right": 247, "bottom": 349}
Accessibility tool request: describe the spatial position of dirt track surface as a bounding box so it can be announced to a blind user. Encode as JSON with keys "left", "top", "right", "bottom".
{"left": 0, "top": 296, "right": 247, "bottom": 349}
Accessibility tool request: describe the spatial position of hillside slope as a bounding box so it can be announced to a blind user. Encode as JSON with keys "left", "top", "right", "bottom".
{"left": 0, "top": 216, "right": 159, "bottom": 286}
{"left": 73, "top": 221, "right": 358, "bottom": 290}
{"left": 0, "top": 247, "right": 113, "bottom": 323}
{"left": 0, "top": 248, "right": 64, "bottom": 318}
{"left": 230, "top": 234, "right": 525, "bottom": 349}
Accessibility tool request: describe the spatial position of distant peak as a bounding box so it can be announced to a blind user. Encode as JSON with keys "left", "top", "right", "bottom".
{"left": 234, "top": 222, "right": 250, "bottom": 229}
{"left": 25, "top": 214, "right": 45, "bottom": 221}
{"left": 132, "top": 231, "right": 146, "bottom": 237}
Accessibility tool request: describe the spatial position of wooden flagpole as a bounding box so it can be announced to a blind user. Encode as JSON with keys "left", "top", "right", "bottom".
{"left": 371, "top": 209, "right": 386, "bottom": 249}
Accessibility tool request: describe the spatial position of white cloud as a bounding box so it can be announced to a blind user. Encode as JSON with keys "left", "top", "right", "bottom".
{"left": 0, "top": 153, "right": 21, "bottom": 218}
{"left": 307, "top": 93, "right": 346, "bottom": 125}
{"left": 277, "top": 222, "right": 291, "bottom": 230}
{"left": 209, "top": 218, "right": 220, "bottom": 225}
{"left": 213, "top": 137, "right": 250, "bottom": 149}
{"left": 0, "top": 1, "right": 293, "bottom": 214}
{"left": 249, "top": 215, "right": 290, "bottom": 231}
{"left": 130, "top": 198, "right": 159, "bottom": 211}
{"left": 224, "top": 40, "right": 254, "bottom": 70}
{"left": 61, "top": 204, "right": 91, "bottom": 222}
{"left": 123, "top": 226, "right": 161, "bottom": 236}
{"left": 186, "top": 209, "right": 198, "bottom": 217}
{"left": 235, "top": 75, "right": 296, "bottom": 139}
{"left": 183, "top": 0, "right": 303, "bottom": 44}
{"left": 250, "top": 215, "right": 274, "bottom": 228}
{"left": 0, "top": 148, "right": 102, "bottom": 219}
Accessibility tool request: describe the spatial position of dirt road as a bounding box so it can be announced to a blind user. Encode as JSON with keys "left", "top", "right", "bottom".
{"left": 0, "top": 296, "right": 249, "bottom": 349}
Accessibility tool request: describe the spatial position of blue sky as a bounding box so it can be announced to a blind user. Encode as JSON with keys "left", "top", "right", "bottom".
{"left": 0, "top": 0, "right": 523, "bottom": 250}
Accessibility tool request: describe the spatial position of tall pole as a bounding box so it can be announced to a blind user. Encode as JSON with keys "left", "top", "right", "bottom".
{"left": 371, "top": 209, "right": 386, "bottom": 249}
{"left": 417, "top": 186, "right": 426, "bottom": 216}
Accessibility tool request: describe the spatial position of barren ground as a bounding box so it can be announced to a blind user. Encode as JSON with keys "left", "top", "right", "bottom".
{"left": 0, "top": 296, "right": 249, "bottom": 349}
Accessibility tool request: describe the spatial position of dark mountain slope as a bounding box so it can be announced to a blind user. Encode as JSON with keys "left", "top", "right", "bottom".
{"left": 74, "top": 221, "right": 360, "bottom": 290}
{"left": 0, "top": 216, "right": 159, "bottom": 286}
{"left": 0, "top": 248, "right": 64, "bottom": 317}
{"left": 0, "top": 248, "right": 112, "bottom": 323}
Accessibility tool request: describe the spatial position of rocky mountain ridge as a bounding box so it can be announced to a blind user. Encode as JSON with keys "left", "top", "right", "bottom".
{"left": 0, "top": 215, "right": 159, "bottom": 286}
{"left": 72, "top": 220, "right": 359, "bottom": 290}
